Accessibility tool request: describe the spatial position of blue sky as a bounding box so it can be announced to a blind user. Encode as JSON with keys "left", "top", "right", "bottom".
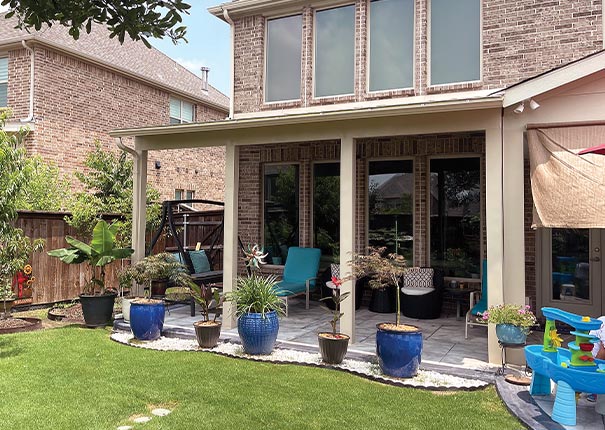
{"left": 152, "top": 1, "right": 231, "bottom": 95}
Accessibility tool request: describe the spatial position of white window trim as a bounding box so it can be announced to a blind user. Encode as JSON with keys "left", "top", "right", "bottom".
{"left": 170, "top": 97, "right": 195, "bottom": 124}
{"left": 0, "top": 57, "right": 8, "bottom": 108}
{"left": 312, "top": 3, "right": 357, "bottom": 100}
{"left": 263, "top": 13, "right": 304, "bottom": 104}
{"left": 366, "top": 0, "right": 416, "bottom": 94}
{"left": 427, "top": 0, "right": 483, "bottom": 87}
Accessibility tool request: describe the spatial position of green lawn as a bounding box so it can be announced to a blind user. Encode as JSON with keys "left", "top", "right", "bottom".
{"left": 0, "top": 326, "right": 520, "bottom": 430}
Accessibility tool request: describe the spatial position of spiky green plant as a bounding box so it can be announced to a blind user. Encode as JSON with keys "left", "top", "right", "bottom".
{"left": 226, "top": 274, "right": 285, "bottom": 318}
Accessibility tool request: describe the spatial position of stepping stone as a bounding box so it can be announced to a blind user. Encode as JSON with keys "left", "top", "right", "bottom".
{"left": 133, "top": 416, "right": 152, "bottom": 424}
{"left": 151, "top": 408, "right": 172, "bottom": 417}
{"left": 117, "top": 426, "right": 133, "bottom": 430}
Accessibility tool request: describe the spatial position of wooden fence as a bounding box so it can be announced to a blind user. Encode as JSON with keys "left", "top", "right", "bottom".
{"left": 16, "top": 209, "right": 224, "bottom": 305}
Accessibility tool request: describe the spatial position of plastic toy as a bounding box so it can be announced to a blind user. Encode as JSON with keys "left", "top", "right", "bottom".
{"left": 525, "top": 307, "right": 605, "bottom": 426}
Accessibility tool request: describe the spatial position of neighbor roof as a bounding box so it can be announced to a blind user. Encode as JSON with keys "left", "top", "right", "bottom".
{"left": 0, "top": 13, "right": 229, "bottom": 112}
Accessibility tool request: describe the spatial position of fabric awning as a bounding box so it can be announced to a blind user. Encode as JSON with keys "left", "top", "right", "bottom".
{"left": 527, "top": 125, "right": 605, "bottom": 228}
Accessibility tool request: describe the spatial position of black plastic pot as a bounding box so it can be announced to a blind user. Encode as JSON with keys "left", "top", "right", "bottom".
{"left": 194, "top": 321, "right": 222, "bottom": 348}
{"left": 369, "top": 288, "right": 396, "bottom": 313}
{"left": 318, "top": 332, "right": 350, "bottom": 364}
{"left": 79, "top": 293, "right": 116, "bottom": 328}
{"left": 150, "top": 279, "right": 169, "bottom": 297}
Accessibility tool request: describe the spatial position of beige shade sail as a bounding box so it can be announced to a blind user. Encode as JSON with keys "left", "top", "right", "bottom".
{"left": 528, "top": 125, "right": 605, "bottom": 228}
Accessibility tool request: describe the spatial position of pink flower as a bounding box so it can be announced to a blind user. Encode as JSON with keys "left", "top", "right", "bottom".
{"left": 519, "top": 309, "right": 526, "bottom": 314}
{"left": 482, "top": 312, "right": 489, "bottom": 320}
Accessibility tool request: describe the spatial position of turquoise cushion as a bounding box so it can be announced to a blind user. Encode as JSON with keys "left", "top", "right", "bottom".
{"left": 171, "top": 252, "right": 184, "bottom": 264}
{"left": 282, "top": 247, "right": 321, "bottom": 286}
{"left": 274, "top": 281, "right": 308, "bottom": 296}
{"left": 189, "top": 250, "right": 211, "bottom": 273}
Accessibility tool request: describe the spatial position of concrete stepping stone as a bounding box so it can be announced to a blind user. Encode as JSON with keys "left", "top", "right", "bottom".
{"left": 133, "top": 416, "right": 152, "bottom": 424}
{"left": 117, "top": 426, "right": 133, "bottom": 430}
{"left": 151, "top": 408, "right": 172, "bottom": 417}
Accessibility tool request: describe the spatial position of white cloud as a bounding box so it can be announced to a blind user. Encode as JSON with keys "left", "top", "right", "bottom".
{"left": 174, "top": 57, "right": 210, "bottom": 76}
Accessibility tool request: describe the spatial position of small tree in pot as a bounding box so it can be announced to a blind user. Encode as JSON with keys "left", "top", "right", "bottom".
{"left": 48, "top": 220, "right": 133, "bottom": 328}
{"left": 318, "top": 276, "right": 350, "bottom": 364}
{"left": 351, "top": 247, "right": 422, "bottom": 378}
{"left": 191, "top": 283, "right": 224, "bottom": 348}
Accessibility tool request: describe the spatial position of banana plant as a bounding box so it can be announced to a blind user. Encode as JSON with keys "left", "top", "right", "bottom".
{"left": 48, "top": 220, "right": 133, "bottom": 295}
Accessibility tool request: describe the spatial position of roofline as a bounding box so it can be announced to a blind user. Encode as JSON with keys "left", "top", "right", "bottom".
{"left": 502, "top": 49, "right": 605, "bottom": 108}
{"left": 110, "top": 96, "right": 503, "bottom": 138}
{"left": 209, "top": 0, "right": 344, "bottom": 20}
{"left": 0, "top": 35, "right": 229, "bottom": 113}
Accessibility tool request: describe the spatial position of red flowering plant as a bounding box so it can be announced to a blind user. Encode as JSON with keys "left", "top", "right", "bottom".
{"left": 319, "top": 276, "right": 350, "bottom": 338}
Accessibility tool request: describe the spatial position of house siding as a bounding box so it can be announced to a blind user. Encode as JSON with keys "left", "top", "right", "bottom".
{"left": 8, "top": 45, "right": 227, "bottom": 202}
{"left": 231, "top": 0, "right": 602, "bottom": 114}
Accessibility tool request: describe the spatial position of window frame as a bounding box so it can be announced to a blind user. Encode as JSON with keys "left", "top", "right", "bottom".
{"left": 426, "top": 153, "right": 484, "bottom": 278}
{"left": 0, "top": 56, "right": 8, "bottom": 108}
{"left": 366, "top": 156, "right": 416, "bottom": 264}
{"left": 312, "top": 3, "right": 357, "bottom": 100}
{"left": 263, "top": 13, "right": 304, "bottom": 105}
{"left": 170, "top": 97, "right": 195, "bottom": 124}
{"left": 261, "top": 162, "right": 302, "bottom": 261}
{"left": 175, "top": 189, "right": 184, "bottom": 200}
{"left": 427, "top": 0, "right": 483, "bottom": 88}
{"left": 366, "top": 0, "right": 416, "bottom": 94}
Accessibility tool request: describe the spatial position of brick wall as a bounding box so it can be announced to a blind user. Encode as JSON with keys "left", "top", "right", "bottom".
{"left": 8, "top": 45, "right": 227, "bottom": 202}
{"left": 232, "top": 0, "right": 602, "bottom": 114}
{"left": 238, "top": 133, "right": 486, "bottom": 269}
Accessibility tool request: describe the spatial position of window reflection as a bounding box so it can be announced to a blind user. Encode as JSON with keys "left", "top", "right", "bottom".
{"left": 313, "top": 163, "right": 340, "bottom": 265}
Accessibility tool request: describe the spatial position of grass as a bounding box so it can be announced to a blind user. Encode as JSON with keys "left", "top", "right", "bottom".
{"left": 0, "top": 326, "right": 521, "bottom": 430}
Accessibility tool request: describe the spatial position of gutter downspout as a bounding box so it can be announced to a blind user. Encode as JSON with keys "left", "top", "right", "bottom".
{"left": 223, "top": 7, "right": 235, "bottom": 119}
{"left": 20, "top": 40, "right": 34, "bottom": 123}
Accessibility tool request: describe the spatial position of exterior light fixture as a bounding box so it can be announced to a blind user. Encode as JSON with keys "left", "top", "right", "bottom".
{"left": 529, "top": 99, "right": 540, "bottom": 110}
{"left": 155, "top": 160, "right": 161, "bottom": 169}
{"left": 513, "top": 102, "right": 525, "bottom": 114}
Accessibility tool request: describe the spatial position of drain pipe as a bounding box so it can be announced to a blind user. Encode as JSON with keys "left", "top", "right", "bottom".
{"left": 20, "top": 40, "right": 34, "bottom": 123}
{"left": 223, "top": 7, "right": 235, "bottom": 119}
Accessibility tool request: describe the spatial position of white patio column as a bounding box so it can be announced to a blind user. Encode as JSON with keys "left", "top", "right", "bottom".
{"left": 339, "top": 135, "right": 356, "bottom": 341}
{"left": 222, "top": 142, "right": 239, "bottom": 330}
{"left": 485, "top": 122, "right": 505, "bottom": 364}
{"left": 131, "top": 147, "right": 148, "bottom": 297}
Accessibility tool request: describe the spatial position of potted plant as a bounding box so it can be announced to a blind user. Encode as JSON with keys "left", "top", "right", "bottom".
{"left": 351, "top": 247, "right": 422, "bottom": 378}
{"left": 191, "top": 282, "right": 223, "bottom": 348}
{"left": 48, "top": 220, "right": 133, "bottom": 328}
{"left": 318, "top": 276, "right": 350, "bottom": 364}
{"left": 479, "top": 304, "right": 537, "bottom": 344}
{"left": 118, "top": 252, "right": 193, "bottom": 340}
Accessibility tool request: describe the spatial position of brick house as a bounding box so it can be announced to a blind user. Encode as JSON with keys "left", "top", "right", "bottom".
{"left": 113, "top": 0, "right": 605, "bottom": 363}
{"left": 0, "top": 13, "right": 229, "bottom": 201}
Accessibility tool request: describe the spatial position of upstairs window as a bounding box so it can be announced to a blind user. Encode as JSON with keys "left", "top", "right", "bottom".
{"left": 0, "top": 57, "right": 7, "bottom": 107}
{"left": 430, "top": 0, "right": 481, "bottom": 86}
{"left": 170, "top": 97, "right": 194, "bottom": 124}
{"left": 175, "top": 189, "right": 184, "bottom": 200}
{"left": 314, "top": 5, "right": 355, "bottom": 97}
{"left": 265, "top": 14, "right": 303, "bottom": 102}
{"left": 186, "top": 190, "right": 195, "bottom": 200}
{"left": 369, "top": 0, "right": 414, "bottom": 92}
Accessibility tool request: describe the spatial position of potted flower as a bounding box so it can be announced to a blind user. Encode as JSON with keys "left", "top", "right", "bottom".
{"left": 351, "top": 247, "right": 422, "bottom": 378}
{"left": 191, "top": 282, "right": 223, "bottom": 348}
{"left": 118, "top": 252, "right": 193, "bottom": 340}
{"left": 48, "top": 220, "right": 133, "bottom": 328}
{"left": 318, "top": 277, "right": 350, "bottom": 364}
{"left": 479, "top": 304, "right": 537, "bottom": 344}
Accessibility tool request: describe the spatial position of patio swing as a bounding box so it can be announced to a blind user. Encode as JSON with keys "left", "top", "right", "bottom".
{"left": 147, "top": 199, "right": 227, "bottom": 316}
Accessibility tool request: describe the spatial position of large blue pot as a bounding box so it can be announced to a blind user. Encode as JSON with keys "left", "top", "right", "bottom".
{"left": 376, "top": 323, "right": 422, "bottom": 378}
{"left": 130, "top": 299, "right": 165, "bottom": 341}
{"left": 238, "top": 311, "right": 279, "bottom": 355}
{"left": 495, "top": 323, "right": 527, "bottom": 344}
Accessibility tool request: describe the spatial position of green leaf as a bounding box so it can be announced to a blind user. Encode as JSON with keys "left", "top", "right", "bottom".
{"left": 64, "top": 236, "right": 93, "bottom": 257}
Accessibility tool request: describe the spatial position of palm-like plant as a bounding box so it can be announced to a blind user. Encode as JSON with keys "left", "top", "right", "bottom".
{"left": 48, "top": 220, "right": 133, "bottom": 295}
{"left": 118, "top": 252, "right": 192, "bottom": 294}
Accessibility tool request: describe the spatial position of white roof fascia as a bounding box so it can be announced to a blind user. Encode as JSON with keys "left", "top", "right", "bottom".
{"left": 209, "top": 0, "right": 351, "bottom": 19}
{"left": 503, "top": 51, "right": 605, "bottom": 108}
{"left": 110, "top": 95, "right": 503, "bottom": 138}
{"left": 234, "top": 88, "right": 503, "bottom": 120}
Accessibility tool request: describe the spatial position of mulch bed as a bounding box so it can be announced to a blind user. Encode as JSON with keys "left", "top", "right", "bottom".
{"left": 0, "top": 317, "right": 42, "bottom": 334}
{"left": 48, "top": 303, "right": 84, "bottom": 322}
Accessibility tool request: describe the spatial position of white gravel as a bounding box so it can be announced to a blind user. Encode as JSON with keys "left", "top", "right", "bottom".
{"left": 111, "top": 331, "right": 488, "bottom": 390}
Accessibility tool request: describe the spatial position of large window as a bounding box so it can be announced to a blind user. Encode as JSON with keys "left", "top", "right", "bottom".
{"left": 430, "top": 0, "right": 480, "bottom": 85}
{"left": 170, "top": 97, "right": 194, "bottom": 124}
{"left": 369, "top": 0, "right": 414, "bottom": 92}
{"left": 0, "top": 57, "right": 7, "bottom": 107}
{"left": 368, "top": 160, "right": 414, "bottom": 261}
{"left": 314, "top": 5, "right": 355, "bottom": 97}
{"left": 313, "top": 163, "right": 340, "bottom": 263}
{"left": 430, "top": 158, "right": 481, "bottom": 278}
{"left": 264, "top": 165, "right": 300, "bottom": 265}
{"left": 265, "top": 15, "right": 303, "bottom": 102}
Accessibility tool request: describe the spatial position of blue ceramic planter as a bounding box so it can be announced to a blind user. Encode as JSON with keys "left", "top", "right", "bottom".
{"left": 130, "top": 299, "right": 165, "bottom": 341}
{"left": 495, "top": 323, "right": 527, "bottom": 344}
{"left": 376, "top": 323, "right": 422, "bottom": 378}
{"left": 238, "top": 311, "right": 279, "bottom": 355}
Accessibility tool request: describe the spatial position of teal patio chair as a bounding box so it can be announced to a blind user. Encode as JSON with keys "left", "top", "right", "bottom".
{"left": 274, "top": 247, "right": 321, "bottom": 316}
{"left": 465, "top": 259, "right": 488, "bottom": 339}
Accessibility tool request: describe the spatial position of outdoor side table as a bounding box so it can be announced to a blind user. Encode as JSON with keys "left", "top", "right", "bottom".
{"left": 444, "top": 287, "right": 479, "bottom": 321}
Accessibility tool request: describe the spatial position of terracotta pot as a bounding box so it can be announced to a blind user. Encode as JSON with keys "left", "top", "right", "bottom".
{"left": 193, "top": 321, "right": 222, "bottom": 348}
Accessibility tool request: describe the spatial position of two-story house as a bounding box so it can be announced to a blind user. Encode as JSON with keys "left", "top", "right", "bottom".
{"left": 0, "top": 12, "right": 229, "bottom": 202}
{"left": 112, "top": 0, "right": 605, "bottom": 363}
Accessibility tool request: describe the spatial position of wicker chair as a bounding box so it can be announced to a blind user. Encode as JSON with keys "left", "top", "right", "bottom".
{"left": 400, "top": 267, "right": 444, "bottom": 319}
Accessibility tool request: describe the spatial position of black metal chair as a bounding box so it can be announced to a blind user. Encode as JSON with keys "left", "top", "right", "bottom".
{"left": 400, "top": 267, "right": 444, "bottom": 319}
